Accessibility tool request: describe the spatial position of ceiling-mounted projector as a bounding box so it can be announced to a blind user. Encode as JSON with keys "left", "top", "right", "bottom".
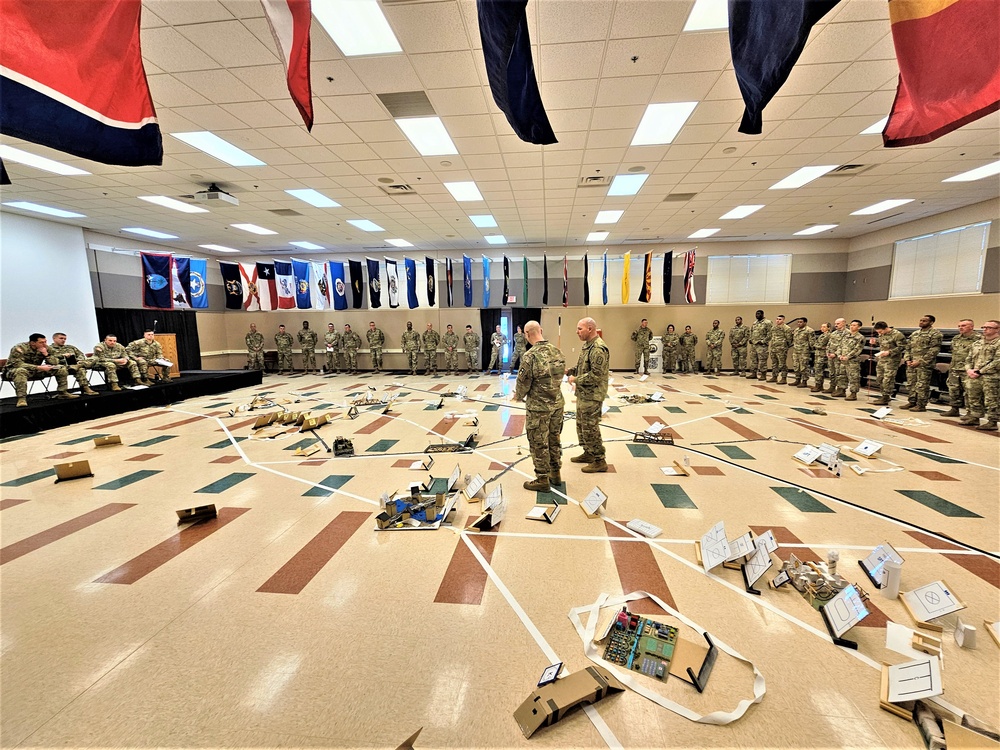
{"left": 192, "top": 183, "right": 239, "bottom": 206}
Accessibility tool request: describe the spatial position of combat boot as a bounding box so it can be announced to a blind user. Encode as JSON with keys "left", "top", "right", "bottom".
{"left": 976, "top": 419, "right": 998, "bottom": 431}
{"left": 911, "top": 404, "right": 926, "bottom": 412}
{"left": 745, "top": 373, "right": 755, "bottom": 379}
{"left": 797, "top": 381, "right": 810, "bottom": 389}
{"left": 111, "top": 383, "right": 122, "bottom": 392}
{"left": 16, "top": 397, "right": 27, "bottom": 407}
{"left": 549, "top": 469, "right": 562, "bottom": 486}
{"left": 82, "top": 385, "right": 98, "bottom": 396}
{"left": 55, "top": 391, "right": 80, "bottom": 400}
{"left": 757, "top": 374, "right": 766, "bottom": 381}
{"left": 766, "top": 375, "right": 777, "bottom": 383}
{"left": 822, "top": 386, "right": 834, "bottom": 394}
{"left": 570, "top": 452, "right": 596, "bottom": 464}
{"left": 810, "top": 384, "right": 823, "bottom": 393}
{"left": 959, "top": 415, "right": 979, "bottom": 425}
{"left": 582, "top": 459, "right": 608, "bottom": 473}
{"left": 872, "top": 397, "right": 889, "bottom": 405}
{"left": 831, "top": 389, "right": 846, "bottom": 398}
{"left": 777, "top": 376, "right": 787, "bottom": 384}
{"left": 845, "top": 392, "right": 857, "bottom": 401}
{"left": 941, "top": 407, "right": 961, "bottom": 417}
{"left": 523, "top": 476, "right": 550, "bottom": 492}
{"left": 898, "top": 402, "right": 914, "bottom": 410}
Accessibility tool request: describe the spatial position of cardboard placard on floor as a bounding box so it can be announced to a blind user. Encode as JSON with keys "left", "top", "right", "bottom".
{"left": 513, "top": 665, "right": 624, "bottom": 739}
{"left": 93, "top": 435, "right": 122, "bottom": 447}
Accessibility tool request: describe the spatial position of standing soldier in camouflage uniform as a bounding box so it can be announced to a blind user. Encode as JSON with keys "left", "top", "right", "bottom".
{"left": 748, "top": 310, "right": 772, "bottom": 380}
{"left": 127, "top": 330, "right": 168, "bottom": 383}
{"left": 49, "top": 332, "right": 101, "bottom": 395}
{"left": 487, "top": 325, "right": 507, "bottom": 374}
{"left": 766, "top": 315, "right": 793, "bottom": 383}
{"left": 900, "top": 314, "right": 943, "bottom": 412}
{"left": 510, "top": 326, "right": 527, "bottom": 372}
{"left": 729, "top": 316, "right": 749, "bottom": 377}
{"left": 323, "top": 323, "right": 342, "bottom": 374}
{"left": 790, "top": 318, "right": 814, "bottom": 387}
{"left": 422, "top": 323, "right": 441, "bottom": 375}
{"left": 836, "top": 320, "right": 865, "bottom": 399}
{"left": 961, "top": 320, "right": 1000, "bottom": 430}
{"left": 871, "top": 321, "right": 906, "bottom": 405}
{"left": 93, "top": 334, "right": 144, "bottom": 389}
{"left": 631, "top": 319, "right": 652, "bottom": 374}
{"left": 943, "top": 319, "right": 980, "bottom": 417}
{"left": 442, "top": 325, "right": 460, "bottom": 376}
{"left": 567, "top": 318, "right": 609, "bottom": 473}
{"left": 401, "top": 321, "right": 421, "bottom": 375}
{"left": 513, "top": 321, "right": 566, "bottom": 491}
{"left": 463, "top": 325, "right": 480, "bottom": 372}
{"left": 275, "top": 325, "right": 294, "bottom": 374}
{"left": 810, "top": 323, "right": 832, "bottom": 392}
{"left": 367, "top": 321, "right": 385, "bottom": 373}
{"left": 824, "top": 319, "right": 847, "bottom": 393}
{"left": 297, "top": 321, "right": 318, "bottom": 374}
{"left": 5, "top": 334, "right": 78, "bottom": 407}
{"left": 245, "top": 323, "right": 264, "bottom": 372}
{"left": 705, "top": 320, "right": 725, "bottom": 375}
{"left": 342, "top": 324, "right": 362, "bottom": 375}
{"left": 679, "top": 326, "right": 698, "bottom": 373}
{"left": 662, "top": 325, "right": 680, "bottom": 373}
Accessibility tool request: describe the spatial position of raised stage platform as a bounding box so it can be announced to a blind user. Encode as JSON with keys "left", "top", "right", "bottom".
{"left": 0, "top": 370, "right": 263, "bottom": 438}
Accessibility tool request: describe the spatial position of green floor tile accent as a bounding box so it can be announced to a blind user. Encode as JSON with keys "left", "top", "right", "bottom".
{"left": 732, "top": 408, "right": 752, "bottom": 415}
{"left": 396, "top": 392, "right": 412, "bottom": 397}
{"left": 424, "top": 403, "right": 444, "bottom": 411}
{"left": 95, "top": 470, "right": 162, "bottom": 491}
{"left": 345, "top": 392, "right": 362, "bottom": 398}
{"left": 770, "top": 486, "right": 834, "bottom": 513}
{"left": 366, "top": 404, "right": 386, "bottom": 412}
{"left": 791, "top": 407, "right": 816, "bottom": 414}
{"left": 59, "top": 434, "right": 108, "bottom": 445}
{"left": 483, "top": 404, "right": 500, "bottom": 411}
{"left": 717, "top": 444, "right": 754, "bottom": 460}
{"left": 207, "top": 436, "right": 247, "bottom": 449}
{"left": 284, "top": 438, "right": 318, "bottom": 451}
{"left": 627, "top": 443, "right": 657, "bottom": 458}
{"left": 427, "top": 477, "right": 450, "bottom": 494}
{"left": 904, "top": 448, "right": 964, "bottom": 465}
{"left": 813, "top": 394, "right": 833, "bottom": 400}
{"left": 302, "top": 475, "right": 353, "bottom": 497}
{"left": 652, "top": 484, "right": 697, "bottom": 509}
{"left": 606, "top": 405, "right": 622, "bottom": 413}
{"left": 195, "top": 472, "right": 255, "bottom": 494}
{"left": 366, "top": 439, "right": 398, "bottom": 453}
{"left": 664, "top": 406, "right": 686, "bottom": 414}
{"left": 701, "top": 394, "right": 721, "bottom": 400}
{"left": 896, "top": 490, "right": 982, "bottom": 518}
{"left": 756, "top": 394, "right": 779, "bottom": 400}
{"left": 0, "top": 433, "right": 34, "bottom": 443}
{"left": 132, "top": 435, "right": 177, "bottom": 447}
{"left": 300, "top": 391, "right": 320, "bottom": 397}
{"left": 313, "top": 403, "right": 334, "bottom": 410}
{"left": 536, "top": 487, "right": 568, "bottom": 505}
{"left": 205, "top": 401, "right": 231, "bottom": 408}
{"left": 1, "top": 468, "right": 56, "bottom": 487}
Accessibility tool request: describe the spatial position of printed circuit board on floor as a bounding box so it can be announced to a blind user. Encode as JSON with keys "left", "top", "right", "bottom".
{"left": 602, "top": 608, "right": 679, "bottom": 682}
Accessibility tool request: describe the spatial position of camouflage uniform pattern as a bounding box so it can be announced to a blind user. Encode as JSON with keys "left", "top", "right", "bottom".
{"left": 811, "top": 330, "right": 831, "bottom": 390}
{"left": 947, "top": 332, "right": 981, "bottom": 410}
{"left": 298, "top": 328, "right": 319, "bottom": 372}
{"left": 661, "top": 332, "right": 680, "bottom": 372}
{"left": 837, "top": 331, "right": 864, "bottom": 394}
{"left": 4, "top": 342, "right": 70, "bottom": 397}
{"left": 514, "top": 340, "right": 566, "bottom": 482}
{"left": 748, "top": 318, "right": 772, "bottom": 379}
{"left": 729, "top": 324, "right": 749, "bottom": 375}
{"left": 93, "top": 341, "right": 142, "bottom": 385}
{"left": 343, "top": 330, "right": 362, "bottom": 373}
{"left": 904, "top": 327, "right": 943, "bottom": 407}
{"left": 50, "top": 343, "right": 109, "bottom": 390}
{"left": 324, "top": 331, "right": 343, "bottom": 373}
{"left": 705, "top": 328, "right": 725, "bottom": 373}
{"left": 630, "top": 326, "right": 652, "bottom": 372}
{"left": 401, "top": 329, "right": 421, "bottom": 374}
{"left": 275, "top": 332, "right": 294, "bottom": 373}
{"left": 767, "top": 324, "right": 793, "bottom": 382}
{"left": 442, "top": 331, "right": 460, "bottom": 374}
{"left": 422, "top": 328, "right": 441, "bottom": 374}
{"left": 568, "top": 336, "right": 609, "bottom": 461}
{"left": 488, "top": 331, "right": 507, "bottom": 372}
{"left": 678, "top": 332, "right": 698, "bottom": 373}
{"left": 510, "top": 331, "right": 527, "bottom": 371}
{"left": 790, "top": 326, "right": 814, "bottom": 385}
{"left": 824, "top": 329, "right": 846, "bottom": 392}
{"left": 245, "top": 332, "right": 264, "bottom": 371}
{"left": 463, "top": 331, "right": 480, "bottom": 371}
{"left": 874, "top": 329, "right": 906, "bottom": 400}
{"left": 367, "top": 327, "right": 385, "bottom": 372}
{"left": 127, "top": 338, "right": 166, "bottom": 382}
{"left": 965, "top": 337, "right": 1000, "bottom": 423}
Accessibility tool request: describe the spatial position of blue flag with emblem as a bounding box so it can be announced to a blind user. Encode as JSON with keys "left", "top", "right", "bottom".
{"left": 141, "top": 252, "right": 173, "bottom": 309}
{"left": 189, "top": 258, "right": 208, "bottom": 308}
{"left": 292, "top": 258, "right": 311, "bottom": 309}
{"left": 602, "top": 251, "right": 608, "bottom": 305}
{"left": 463, "top": 255, "right": 473, "bottom": 307}
{"left": 329, "top": 261, "right": 348, "bottom": 310}
{"left": 482, "top": 255, "right": 491, "bottom": 308}
{"left": 405, "top": 257, "right": 418, "bottom": 309}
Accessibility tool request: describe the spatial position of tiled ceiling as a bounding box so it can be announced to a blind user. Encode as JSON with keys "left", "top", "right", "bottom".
{"left": 2, "top": 0, "right": 998, "bottom": 257}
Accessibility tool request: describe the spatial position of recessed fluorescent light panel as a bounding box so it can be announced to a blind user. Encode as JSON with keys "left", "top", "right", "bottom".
{"left": 347, "top": 219, "right": 385, "bottom": 232}
{"left": 0, "top": 145, "right": 91, "bottom": 176}
{"left": 595, "top": 210, "right": 624, "bottom": 224}
{"left": 285, "top": 189, "right": 340, "bottom": 208}
{"left": 631, "top": 102, "right": 698, "bottom": 146}
{"left": 199, "top": 244, "right": 240, "bottom": 253}
{"left": 289, "top": 241, "right": 325, "bottom": 250}
{"left": 683, "top": 0, "right": 729, "bottom": 30}
{"left": 688, "top": 228, "right": 720, "bottom": 238}
{"left": 943, "top": 160, "right": 1000, "bottom": 183}
{"left": 608, "top": 174, "right": 649, "bottom": 196}
{"left": 720, "top": 204, "right": 764, "bottom": 220}
{"left": 769, "top": 165, "right": 838, "bottom": 189}
{"left": 139, "top": 195, "right": 208, "bottom": 214}
{"left": 3, "top": 201, "right": 85, "bottom": 218}
{"left": 469, "top": 214, "right": 497, "bottom": 228}
{"left": 171, "top": 132, "right": 265, "bottom": 167}
{"left": 313, "top": 0, "right": 401, "bottom": 56}
{"left": 861, "top": 116, "right": 888, "bottom": 135}
{"left": 587, "top": 231, "right": 609, "bottom": 242}
{"left": 122, "top": 227, "right": 178, "bottom": 239}
{"left": 794, "top": 224, "right": 838, "bottom": 235}
{"left": 395, "top": 117, "right": 458, "bottom": 156}
{"left": 851, "top": 199, "right": 914, "bottom": 215}
{"left": 386, "top": 238, "right": 413, "bottom": 248}
{"left": 231, "top": 223, "right": 277, "bottom": 235}
{"left": 485, "top": 235, "right": 507, "bottom": 245}
{"left": 444, "top": 181, "right": 483, "bottom": 201}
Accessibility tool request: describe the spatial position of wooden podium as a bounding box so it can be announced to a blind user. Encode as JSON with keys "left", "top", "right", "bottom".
{"left": 154, "top": 333, "right": 180, "bottom": 378}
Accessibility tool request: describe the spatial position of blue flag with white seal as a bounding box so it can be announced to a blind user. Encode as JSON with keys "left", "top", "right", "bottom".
{"left": 329, "top": 261, "right": 348, "bottom": 310}
{"left": 482, "top": 256, "right": 491, "bottom": 308}
{"left": 463, "top": 255, "right": 473, "bottom": 307}
{"left": 405, "top": 257, "right": 418, "bottom": 309}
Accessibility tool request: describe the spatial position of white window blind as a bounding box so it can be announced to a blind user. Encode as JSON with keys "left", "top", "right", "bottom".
{"left": 890, "top": 222, "right": 989, "bottom": 298}
{"left": 706, "top": 254, "right": 791, "bottom": 304}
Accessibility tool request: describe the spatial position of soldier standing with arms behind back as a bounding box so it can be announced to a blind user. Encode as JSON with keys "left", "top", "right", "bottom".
{"left": 513, "top": 321, "right": 566, "bottom": 491}
{"left": 463, "top": 325, "right": 480, "bottom": 372}
{"left": 567, "top": 317, "right": 609, "bottom": 474}
{"left": 790, "top": 318, "right": 813, "bottom": 387}
{"left": 442, "top": 325, "right": 460, "bottom": 376}
{"left": 49, "top": 332, "right": 101, "bottom": 395}
{"left": 367, "top": 321, "right": 385, "bottom": 373}
{"left": 748, "top": 310, "right": 772, "bottom": 380}
{"left": 275, "top": 325, "right": 293, "bottom": 374}
{"left": 324, "top": 323, "right": 342, "bottom": 374}
{"left": 901, "top": 314, "right": 943, "bottom": 412}
{"left": 487, "top": 325, "right": 506, "bottom": 374}
{"left": 825, "top": 318, "right": 847, "bottom": 394}
{"left": 662, "top": 324, "right": 679, "bottom": 373}
{"left": 678, "top": 326, "right": 698, "bottom": 373}
{"left": 943, "top": 319, "right": 980, "bottom": 417}
{"left": 837, "top": 319, "right": 865, "bottom": 400}
{"left": 401, "top": 321, "right": 421, "bottom": 375}
{"left": 510, "top": 326, "right": 527, "bottom": 372}
{"left": 871, "top": 321, "right": 905, "bottom": 405}
{"left": 767, "top": 315, "right": 792, "bottom": 383}
{"left": 297, "top": 321, "right": 318, "bottom": 374}
{"left": 422, "top": 323, "right": 441, "bottom": 375}
{"left": 705, "top": 320, "right": 724, "bottom": 375}
{"left": 245, "top": 323, "right": 264, "bottom": 372}
{"left": 729, "top": 316, "right": 749, "bottom": 377}
{"left": 962, "top": 320, "right": 1000, "bottom": 430}
{"left": 5, "top": 334, "right": 77, "bottom": 407}
{"left": 343, "top": 324, "right": 362, "bottom": 375}
{"left": 631, "top": 319, "right": 652, "bottom": 374}
{"left": 810, "top": 322, "right": 832, "bottom": 392}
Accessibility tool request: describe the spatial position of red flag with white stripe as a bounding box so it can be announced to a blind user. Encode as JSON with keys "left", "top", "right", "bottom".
{"left": 259, "top": 0, "right": 313, "bottom": 131}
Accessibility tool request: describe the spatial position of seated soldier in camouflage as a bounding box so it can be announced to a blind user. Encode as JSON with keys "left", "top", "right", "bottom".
{"left": 5, "top": 333, "right": 79, "bottom": 407}
{"left": 50, "top": 332, "right": 108, "bottom": 395}
{"left": 127, "top": 330, "right": 168, "bottom": 383}
{"left": 93, "top": 334, "right": 144, "bottom": 389}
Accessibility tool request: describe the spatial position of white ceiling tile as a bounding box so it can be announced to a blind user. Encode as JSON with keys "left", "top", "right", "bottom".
{"left": 442, "top": 114, "right": 494, "bottom": 138}
{"left": 540, "top": 43, "right": 605, "bottom": 82}
{"left": 147, "top": 74, "right": 211, "bottom": 108}
{"left": 176, "top": 21, "right": 278, "bottom": 68}
{"left": 322, "top": 95, "right": 390, "bottom": 121}
{"left": 601, "top": 38, "right": 676, "bottom": 78}
{"left": 386, "top": 2, "right": 471, "bottom": 54}
{"left": 140, "top": 26, "right": 223, "bottom": 73}
{"left": 171, "top": 104, "right": 252, "bottom": 131}
{"left": 595, "top": 76, "right": 658, "bottom": 107}
{"left": 586, "top": 128, "right": 633, "bottom": 148}
{"left": 222, "top": 101, "right": 297, "bottom": 128}
{"left": 348, "top": 56, "right": 423, "bottom": 94}
{"left": 428, "top": 87, "right": 489, "bottom": 116}
{"left": 538, "top": 0, "right": 614, "bottom": 44}
{"left": 546, "top": 109, "right": 594, "bottom": 133}
{"left": 609, "top": 0, "right": 688, "bottom": 38}
{"left": 653, "top": 71, "right": 723, "bottom": 102}
{"left": 143, "top": 0, "right": 234, "bottom": 25}
{"left": 411, "top": 51, "right": 481, "bottom": 89}
{"left": 664, "top": 31, "right": 730, "bottom": 74}
{"left": 539, "top": 79, "right": 599, "bottom": 110}
{"left": 590, "top": 106, "right": 644, "bottom": 131}
{"left": 800, "top": 21, "right": 890, "bottom": 65}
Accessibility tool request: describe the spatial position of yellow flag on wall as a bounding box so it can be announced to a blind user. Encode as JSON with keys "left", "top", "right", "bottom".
{"left": 621, "top": 251, "right": 631, "bottom": 304}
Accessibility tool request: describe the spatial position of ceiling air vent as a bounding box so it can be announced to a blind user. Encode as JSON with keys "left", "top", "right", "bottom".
{"left": 269, "top": 208, "right": 302, "bottom": 217}
{"left": 578, "top": 175, "right": 612, "bottom": 187}
{"left": 509, "top": 241, "right": 546, "bottom": 246}
{"left": 377, "top": 91, "right": 435, "bottom": 118}
{"left": 822, "top": 164, "right": 875, "bottom": 176}
{"left": 662, "top": 193, "right": 697, "bottom": 202}
{"left": 623, "top": 237, "right": 665, "bottom": 244}
{"left": 379, "top": 183, "right": 417, "bottom": 195}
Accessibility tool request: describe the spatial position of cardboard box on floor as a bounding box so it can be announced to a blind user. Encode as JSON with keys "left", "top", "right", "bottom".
{"left": 513, "top": 665, "right": 624, "bottom": 739}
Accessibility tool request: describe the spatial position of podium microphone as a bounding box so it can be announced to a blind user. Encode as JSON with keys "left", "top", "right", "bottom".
{"left": 153, "top": 319, "right": 158, "bottom": 333}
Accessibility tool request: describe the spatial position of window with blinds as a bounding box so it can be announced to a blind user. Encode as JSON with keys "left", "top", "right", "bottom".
{"left": 706, "top": 254, "right": 792, "bottom": 304}
{"left": 890, "top": 221, "right": 989, "bottom": 298}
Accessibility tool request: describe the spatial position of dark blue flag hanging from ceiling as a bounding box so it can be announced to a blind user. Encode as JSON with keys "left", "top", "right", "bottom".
{"left": 330, "top": 261, "right": 348, "bottom": 311}
{"left": 405, "top": 257, "right": 418, "bottom": 309}
{"left": 663, "top": 251, "right": 673, "bottom": 304}
{"left": 291, "top": 258, "right": 311, "bottom": 309}
{"left": 583, "top": 254, "right": 590, "bottom": 306}
{"left": 348, "top": 259, "right": 364, "bottom": 308}
{"left": 366, "top": 258, "right": 382, "bottom": 309}
{"left": 141, "top": 252, "right": 173, "bottom": 309}
{"left": 218, "top": 261, "right": 244, "bottom": 310}
{"left": 502, "top": 256, "right": 510, "bottom": 305}
{"left": 729, "top": 0, "right": 840, "bottom": 135}
{"left": 425, "top": 257, "right": 436, "bottom": 306}
{"left": 477, "top": 0, "right": 557, "bottom": 145}
{"left": 463, "top": 255, "right": 473, "bottom": 307}
{"left": 445, "top": 257, "right": 454, "bottom": 307}
{"left": 542, "top": 254, "right": 549, "bottom": 305}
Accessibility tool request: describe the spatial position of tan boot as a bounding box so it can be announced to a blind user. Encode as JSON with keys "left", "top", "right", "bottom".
{"left": 549, "top": 470, "right": 562, "bottom": 486}
{"left": 582, "top": 460, "right": 609, "bottom": 473}
{"left": 898, "top": 402, "right": 914, "bottom": 410}
{"left": 872, "top": 398, "right": 889, "bottom": 406}
{"left": 55, "top": 391, "right": 80, "bottom": 400}
{"left": 831, "top": 389, "right": 846, "bottom": 398}
{"left": 82, "top": 386, "right": 98, "bottom": 396}
{"left": 16, "top": 397, "right": 27, "bottom": 407}
{"left": 111, "top": 383, "right": 122, "bottom": 391}
{"left": 976, "top": 419, "right": 998, "bottom": 431}
{"left": 959, "top": 415, "right": 979, "bottom": 425}
{"left": 570, "top": 453, "right": 595, "bottom": 464}
{"left": 845, "top": 392, "right": 857, "bottom": 401}
{"left": 523, "top": 477, "right": 550, "bottom": 492}
{"left": 941, "top": 407, "right": 960, "bottom": 417}
{"left": 810, "top": 384, "right": 823, "bottom": 393}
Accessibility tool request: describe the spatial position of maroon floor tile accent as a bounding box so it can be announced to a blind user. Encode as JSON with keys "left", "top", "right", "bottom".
{"left": 297, "top": 383, "right": 317, "bottom": 390}
{"left": 605, "top": 521, "right": 676, "bottom": 614}
{"left": 45, "top": 451, "right": 83, "bottom": 460}
{"left": 434, "top": 534, "right": 498, "bottom": 605}
{"left": 713, "top": 416, "right": 765, "bottom": 441}
{"left": 2, "top": 504, "right": 136, "bottom": 565}
{"left": 257, "top": 383, "right": 286, "bottom": 389}
{"left": 429, "top": 384, "right": 447, "bottom": 392}
{"left": 867, "top": 418, "right": 950, "bottom": 444}
{"left": 0, "top": 498, "right": 31, "bottom": 511}
{"left": 488, "top": 461, "right": 508, "bottom": 471}
{"left": 684, "top": 400, "right": 702, "bottom": 405}
{"left": 211, "top": 455, "right": 243, "bottom": 464}
{"left": 95, "top": 507, "right": 250, "bottom": 584}
{"left": 705, "top": 385, "right": 731, "bottom": 393}
{"left": 125, "top": 453, "right": 161, "bottom": 462}
{"left": 475, "top": 384, "right": 490, "bottom": 392}
{"left": 354, "top": 416, "right": 392, "bottom": 434}
{"left": 257, "top": 511, "right": 371, "bottom": 595}
{"left": 222, "top": 417, "right": 258, "bottom": 432}
{"left": 903, "top": 530, "right": 1000, "bottom": 588}
{"left": 503, "top": 414, "right": 525, "bottom": 437}
{"left": 152, "top": 416, "right": 203, "bottom": 431}
{"left": 749, "top": 526, "right": 820, "bottom": 562}
{"left": 428, "top": 417, "right": 457, "bottom": 436}
{"left": 89, "top": 412, "right": 165, "bottom": 430}
{"left": 298, "top": 459, "right": 328, "bottom": 466}
{"left": 787, "top": 418, "right": 855, "bottom": 443}
{"left": 798, "top": 468, "right": 839, "bottom": 479}
{"left": 692, "top": 466, "right": 725, "bottom": 476}
{"left": 911, "top": 471, "right": 958, "bottom": 481}
{"left": 753, "top": 384, "right": 783, "bottom": 393}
